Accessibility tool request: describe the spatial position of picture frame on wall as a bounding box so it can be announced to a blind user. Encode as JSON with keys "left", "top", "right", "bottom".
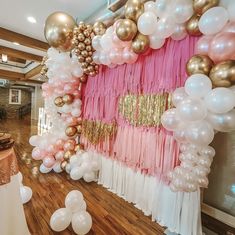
{"left": 9, "top": 89, "right": 21, "bottom": 105}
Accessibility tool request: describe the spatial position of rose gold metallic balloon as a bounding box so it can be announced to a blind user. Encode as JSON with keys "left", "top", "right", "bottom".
{"left": 186, "top": 54, "right": 214, "bottom": 76}
{"left": 64, "top": 150, "right": 76, "bottom": 160}
{"left": 193, "top": 0, "right": 219, "bottom": 15}
{"left": 125, "top": 0, "right": 144, "bottom": 22}
{"left": 54, "top": 96, "right": 64, "bottom": 107}
{"left": 131, "top": 33, "right": 149, "bottom": 54}
{"left": 116, "top": 19, "right": 137, "bottom": 41}
{"left": 44, "top": 12, "right": 76, "bottom": 52}
{"left": 65, "top": 126, "right": 77, "bottom": 137}
{"left": 93, "top": 22, "right": 106, "bottom": 35}
{"left": 209, "top": 60, "right": 235, "bottom": 87}
{"left": 80, "top": 74, "right": 88, "bottom": 83}
{"left": 62, "top": 94, "right": 74, "bottom": 104}
{"left": 186, "top": 14, "right": 202, "bottom": 36}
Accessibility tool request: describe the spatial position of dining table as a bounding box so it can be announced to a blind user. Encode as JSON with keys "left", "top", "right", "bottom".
{"left": 0, "top": 147, "right": 30, "bottom": 235}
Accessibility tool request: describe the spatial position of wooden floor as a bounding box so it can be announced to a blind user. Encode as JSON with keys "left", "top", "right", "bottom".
{"left": 0, "top": 117, "right": 165, "bottom": 235}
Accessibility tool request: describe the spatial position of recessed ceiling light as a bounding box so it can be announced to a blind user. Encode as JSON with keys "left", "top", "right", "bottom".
{"left": 13, "top": 42, "right": 20, "bottom": 45}
{"left": 2, "top": 54, "right": 8, "bottom": 63}
{"left": 27, "top": 16, "right": 37, "bottom": 24}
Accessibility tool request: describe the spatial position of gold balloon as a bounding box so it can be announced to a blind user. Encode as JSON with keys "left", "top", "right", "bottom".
{"left": 81, "top": 50, "right": 88, "bottom": 57}
{"left": 125, "top": 0, "right": 144, "bottom": 22}
{"left": 93, "top": 22, "right": 106, "bottom": 35}
{"left": 186, "top": 14, "right": 202, "bottom": 36}
{"left": 131, "top": 33, "right": 150, "bottom": 54}
{"left": 77, "top": 125, "right": 82, "bottom": 134}
{"left": 77, "top": 33, "right": 85, "bottom": 42}
{"left": 78, "top": 42, "right": 86, "bottom": 51}
{"left": 116, "top": 19, "right": 137, "bottom": 41}
{"left": 193, "top": 0, "right": 219, "bottom": 15}
{"left": 80, "top": 74, "right": 88, "bottom": 83}
{"left": 44, "top": 12, "right": 76, "bottom": 52}
{"left": 84, "top": 38, "right": 91, "bottom": 45}
{"left": 54, "top": 96, "right": 64, "bottom": 107}
{"left": 81, "top": 62, "right": 88, "bottom": 69}
{"left": 65, "top": 126, "right": 77, "bottom": 137}
{"left": 62, "top": 94, "right": 74, "bottom": 104}
{"left": 78, "top": 55, "right": 85, "bottom": 63}
{"left": 209, "top": 60, "right": 235, "bottom": 87}
{"left": 60, "top": 161, "right": 68, "bottom": 170}
{"left": 85, "top": 56, "right": 93, "bottom": 63}
{"left": 64, "top": 150, "right": 76, "bottom": 160}
{"left": 186, "top": 54, "right": 214, "bottom": 76}
{"left": 74, "top": 144, "right": 84, "bottom": 152}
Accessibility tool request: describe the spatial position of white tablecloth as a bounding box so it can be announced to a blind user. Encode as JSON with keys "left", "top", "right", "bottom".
{"left": 0, "top": 174, "right": 30, "bottom": 235}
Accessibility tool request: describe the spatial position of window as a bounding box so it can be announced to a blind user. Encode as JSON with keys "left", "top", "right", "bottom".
{"left": 9, "top": 89, "right": 21, "bottom": 105}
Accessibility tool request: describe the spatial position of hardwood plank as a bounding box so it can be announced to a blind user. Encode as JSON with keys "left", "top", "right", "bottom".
{"left": 0, "top": 68, "right": 24, "bottom": 79}
{"left": 0, "top": 117, "right": 165, "bottom": 235}
{"left": 24, "top": 65, "right": 43, "bottom": 80}
{"left": 0, "top": 27, "right": 49, "bottom": 51}
{"left": 0, "top": 46, "right": 43, "bottom": 62}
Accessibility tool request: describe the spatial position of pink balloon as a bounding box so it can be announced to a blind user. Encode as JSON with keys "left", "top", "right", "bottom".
{"left": 55, "top": 151, "right": 64, "bottom": 160}
{"left": 222, "top": 22, "right": 235, "bottom": 33}
{"left": 209, "top": 32, "right": 235, "bottom": 62}
{"left": 195, "top": 36, "right": 213, "bottom": 55}
{"left": 112, "top": 32, "right": 125, "bottom": 48}
{"left": 63, "top": 140, "right": 76, "bottom": 151}
{"left": 48, "top": 144, "right": 55, "bottom": 153}
{"left": 32, "top": 147, "right": 43, "bottom": 160}
{"left": 43, "top": 156, "right": 56, "bottom": 168}
{"left": 122, "top": 47, "right": 138, "bottom": 64}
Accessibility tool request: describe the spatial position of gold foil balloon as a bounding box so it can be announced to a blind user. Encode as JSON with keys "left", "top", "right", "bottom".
{"left": 54, "top": 96, "right": 64, "bottom": 107}
{"left": 186, "top": 54, "right": 214, "bottom": 76}
{"left": 76, "top": 125, "right": 82, "bottom": 134}
{"left": 44, "top": 12, "right": 76, "bottom": 52}
{"left": 80, "top": 74, "right": 88, "bottom": 83}
{"left": 125, "top": 0, "right": 144, "bottom": 22}
{"left": 65, "top": 126, "right": 77, "bottom": 137}
{"left": 74, "top": 144, "right": 85, "bottom": 152}
{"left": 193, "top": 0, "right": 219, "bottom": 15}
{"left": 209, "top": 60, "right": 235, "bottom": 87}
{"left": 60, "top": 161, "right": 68, "bottom": 170}
{"left": 64, "top": 150, "right": 76, "bottom": 160}
{"left": 116, "top": 19, "right": 137, "bottom": 41}
{"left": 93, "top": 22, "right": 106, "bottom": 35}
{"left": 62, "top": 94, "right": 74, "bottom": 104}
{"left": 186, "top": 14, "right": 202, "bottom": 36}
{"left": 131, "top": 33, "right": 150, "bottom": 54}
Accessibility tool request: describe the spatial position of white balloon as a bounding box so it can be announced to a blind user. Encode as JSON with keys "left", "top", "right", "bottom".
{"left": 155, "top": 0, "right": 170, "bottom": 18}
{"left": 91, "top": 161, "right": 100, "bottom": 171}
{"left": 161, "top": 108, "right": 181, "bottom": 130}
{"left": 39, "top": 163, "right": 52, "bottom": 174}
{"left": 65, "top": 163, "right": 71, "bottom": 174}
{"left": 171, "top": 24, "right": 187, "bottom": 41}
{"left": 83, "top": 172, "right": 96, "bottom": 183}
{"left": 172, "top": 87, "right": 188, "bottom": 107}
{"left": 171, "top": 0, "right": 193, "bottom": 24}
{"left": 149, "top": 34, "right": 165, "bottom": 49}
{"left": 137, "top": 12, "right": 158, "bottom": 35}
{"left": 53, "top": 162, "right": 63, "bottom": 173}
{"left": 177, "top": 98, "right": 207, "bottom": 122}
{"left": 17, "top": 172, "right": 23, "bottom": 184}
{"left": 185, "top": 74, "right": 212, "bottom": 98}
{"left": 29, "top": 135, "right": 39, "bottom": 146}
{"left": 70, "top": 167, "right": 84, "bottom": 180}
{"left": 144, "top": 1, "right": 158, "bottom": 15}
{"left": 219, "top": 0, "right": 233, "bottom": 8}
{"left": 198, "top": 7, "right": 229, "bottom": 35}
{"left": 155, "top": 17, "right": 175, "bottom": 38}
{"left": 50, "top": 208, "right": 72, "bottom": 232}
{"left": 100, "top": 34, "right": 113, "bottom": 51}
{"left": 205, "top": 88, "right": 235, "bottom": 114}
{"left": 99, "top": 52, "right": 111, "bottom": 65}
{"left": 65, "top": 190, "right": 84, "bottom": 213}
{"left": 72, "top": 66, "right": 83, "bottom": 78}
{"left": 92, "top": 35, "right": 102, "bottom": 51}
{"left": 72, "top": 211, "right": 92, "bottom": 235}
{"left": 186, "top": 121, "right": 214, "bottom": 146}
{"left": 20, "top": 186, "right": 32, "bottom": 204}
{"left": 227, "top": 1, "right": 235, "bottom": 22}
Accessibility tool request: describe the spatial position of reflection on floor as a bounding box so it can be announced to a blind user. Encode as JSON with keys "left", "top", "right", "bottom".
{"left": 0, "top": 116, "right": 165, "bottom": 235}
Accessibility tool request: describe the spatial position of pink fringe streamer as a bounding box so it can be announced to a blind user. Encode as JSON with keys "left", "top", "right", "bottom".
{"left": 81, "top": 36, "right": 199, "bottom": 181}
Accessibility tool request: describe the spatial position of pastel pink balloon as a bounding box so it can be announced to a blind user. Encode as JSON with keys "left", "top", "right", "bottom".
{"left": 112, "top": 33, "right": 125, "bottom": 48}
{"left": 222, "top": 22, "right": 235, "bottom": 33}
{"left": 123, "top": 47, "right": 138, "bottom": 64}
{"left": 64, "top": 140, "right": 76, "bottom": 151}
{"left": 47, "top": 144, "right": 55, "bottom": 153}
{"left": 43, "top": 156, "right": 56, "bottom": 168}
{"left": 32, "top": 147, "right": 43, "bottom": 160}
{"left": 109, "top": 48, "right": 122, "bottom": 64}
{"left": 55, "top": 150, "right": 64, "bottom": 160}
{"left": 195, "top": 36, "right": 213, "bottom": 55}
{"left": 209, "top": 32, "right": 235, "bottom": 62}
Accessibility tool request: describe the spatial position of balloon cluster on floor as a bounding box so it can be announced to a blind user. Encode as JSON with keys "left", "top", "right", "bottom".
{"left": 50, "top": 190, "right": 92, "bottom": 234}
{"left": 162, "top": 71, "right": 235, "bottom": 192}
{"left": 18, "top": 172, "right": 33, "bottom": 204}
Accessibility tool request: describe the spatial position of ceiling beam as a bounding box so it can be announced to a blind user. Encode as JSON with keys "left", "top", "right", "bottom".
{"left": 0, "top": 46, "right": 43, "bottom": 62}
{"left": 0, "top": 27, "right": 49, "bottom": 51}
{"left": 24, "top": 65, "right": 43, "bottom": 80}
{"left": 0, "top": 54, "right": 26, "bottom": 64}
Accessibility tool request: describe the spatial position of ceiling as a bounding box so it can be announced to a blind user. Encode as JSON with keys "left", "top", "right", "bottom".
{"left": 0, "top": 0, "right": 107, "bottom": 41}
{"left": 0, "top": 0, "right": 107, "bottom": 85}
